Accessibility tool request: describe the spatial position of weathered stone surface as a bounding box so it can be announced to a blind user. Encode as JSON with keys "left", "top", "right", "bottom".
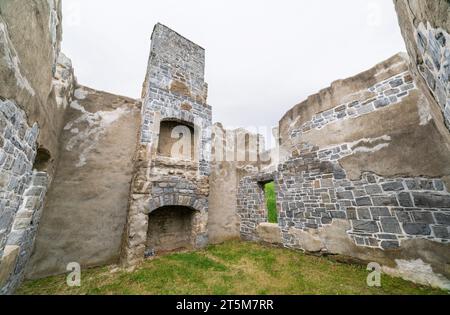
{"left": 0, "top": 246, "right": 19, "bottom": 287}
{"left": 412, "top": 192, "right": 450, "bottom": 208}
{"left": 394, "top": 0, "right": 450, "bottom": 131}
{"left": 403, "top": 223, "right": 432, "bottom": 236}
{"left": 256, "top": 223, "right": 282, "bottom": 244}
{"left": 398, "top": 192, "right": 414, "bottom": 207}
{"left": 434, "top": 213, "right": 450, "bottom": 225}
{"left": 352, "top": 220, "right": 379, "bottom": 233}
{"left": 380, "top": 217, "right": 402, "bottom": 234}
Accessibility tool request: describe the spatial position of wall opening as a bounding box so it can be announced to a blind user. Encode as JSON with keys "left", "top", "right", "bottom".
{"left": 146, "top": 206, "right": 196, "bottom": 254}
{"left": 33, "top": 148, "right": 52, "bottom": 171}
{"left": 157, "top": 120, "right": 195, "bottom": 160}
{"left": 261, "top": 181, "right": 278, "bottom": 224}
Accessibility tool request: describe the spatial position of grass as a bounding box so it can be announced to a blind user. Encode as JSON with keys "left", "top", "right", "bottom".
{"left": 264, "top": 182, "right": 278, "bottom": 224}
{"left": 17, "top": 240, "right": 448, "bottom": 295}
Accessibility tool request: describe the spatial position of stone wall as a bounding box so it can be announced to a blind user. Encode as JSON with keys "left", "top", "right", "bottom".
{"left": 0, "top": 1, "right": 75, "bottom": 294}
{"left": 121, "top": 24, "right": 212, "bottom": 266}
{"left": 26, "top": 87, "right": 139, "bottom": 279}
{"left": 239, "top": 54, "right": 450, "bottom": 289}
{"left": 394, "top": 0, "right": 450, "bottom": 133}
{"left": 208, "top": 124, "right": 271, "bottom": 244}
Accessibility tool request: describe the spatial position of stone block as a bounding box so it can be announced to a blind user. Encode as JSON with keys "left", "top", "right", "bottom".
{"left": 357, "top": 208, "right": 372, "bottom": 220}
{"left": 355, "top": 197, "right": 372, "bottom": 206}
{"left": 380, "top": 217, "right": 402, "bottom": 234}
{"left": 402, "top": 223, "right": 431, "bottom": 236}
{"left": 352, "top": 220, "right": 379, "bottom": 233}
{"left": 381, "top": 182, "right": 404, "bottom": 191}
{"left": 371, "top": 195, "right": 399, "bottom": 207}
{"left": 364, "top": 184, "right": 382, "bottom": 195}
{"left": 370, "top": 207, "right": 391, "bottom": 219}
{"left": 411, "top": 211, "right": 435, "bottom": 224}
{"left": 412, "top": 192, "right": 450, "bottom": 208}
{"left": 336, "top": 191, "right": 353, "bottom": 200}
{"left": 395, "top": 210, "right": 412, "bottom": 223}
{"left": 380, "top": 240, "right": 400, "bottom": 250}
{"left": 432, "top": 226, "right": 449, "bottom": 239}
{"left": 434, "top": 213, "right": 450, "bottom": 225}
{"left": 397, "top": 192, "right": 414, "bottom": 207}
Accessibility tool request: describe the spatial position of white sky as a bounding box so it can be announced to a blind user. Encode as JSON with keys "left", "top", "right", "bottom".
{"left": 62, "top": 0, "right": 406, "bottom": 131}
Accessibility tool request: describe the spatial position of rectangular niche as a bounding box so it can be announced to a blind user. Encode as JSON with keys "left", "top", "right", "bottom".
{"left": 157, "top": 120, "right": 195, "bottom": 160}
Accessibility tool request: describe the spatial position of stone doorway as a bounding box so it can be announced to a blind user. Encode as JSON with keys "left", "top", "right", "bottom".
{"left": 146, "top": 206, "right": 196, "bottom": 254}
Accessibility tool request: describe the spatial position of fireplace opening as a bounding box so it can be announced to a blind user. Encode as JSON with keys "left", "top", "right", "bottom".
{"left": 146, "top": 206, "right": 196, "bottom": 254}
{"left": 157, "top": 120, "right": 195, "bottom": 160}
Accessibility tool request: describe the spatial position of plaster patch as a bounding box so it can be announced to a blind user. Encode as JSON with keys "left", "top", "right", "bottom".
{"left": 350, "top": 135, "right": 392, "bottom": 154}
{"left": 417, "top": 95, "right": 433, "bottom": 126}
{"left": 65, "top": 101, "right": 129, "bottom": 167}
{"left": 382, "top": 259, "right": 450, "bottom": 291}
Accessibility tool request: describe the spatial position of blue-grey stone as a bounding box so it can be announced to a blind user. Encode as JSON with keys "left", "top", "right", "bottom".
{"left": 412, "top": 192, "right": 450, "bottom": 208}
{"left": 382, "top": 182, "right": 404, "bottom": 192}
{"left": 411, "top": 211, "right": 435, "bottom": 224}
{"left": 370, "top": 207, "right": 391, "bottom": 219}
{"left": 357, "top": 208, "right": 371, "bottom": 220}
{"left": 380, "top": 217, "right": 402, "bottom": 234}
{"left": 436, "top": 32, "right": 446, "bottom": 47}
{"left": 398, "top": 192, "right": 414, "bottom": 207}
{"left": 355, "top": 197, "right": 372, "bottom": 206}
{"left": 337, "top": 191, "right": 353, "bottom": 200}
{"left": 371, "top": 195, "right": 399, "bottom": 207}
{"left": 380, "top": 240, "right": 400, "bottom": 250}
{"left": 374, "top": 98, "right": 390, "bottom": 108}
{"left": 389, "top": 78, "right": 403, "bottom": 88}
{"left": 432, "top": 226, "right": 449, "bottom": 239}
{"left": 365, "top": 184, "right": 382, "bottom": 195}
{"left": 352, "top": 220, "right": 379, "bottom": 233}
{"left": 434, "top": 213, "right": 450, "bottom": 225}
{"left": 403, "top": 223, "right": 431, "bottom": 235}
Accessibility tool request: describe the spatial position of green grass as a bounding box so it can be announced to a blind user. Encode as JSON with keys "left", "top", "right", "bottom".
{"left": 17, "top": 240, "right": 448, "bottom": 295}
{"left": 264, "top": 182, "right": 278, "bottom": 224}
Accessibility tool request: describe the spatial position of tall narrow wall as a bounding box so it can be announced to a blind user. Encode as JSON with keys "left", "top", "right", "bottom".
{"left": 0, "top": 0, "right": 75, "bottom": 294}
{"left": 121, "top": 24, "right": 212, "bottom": 266}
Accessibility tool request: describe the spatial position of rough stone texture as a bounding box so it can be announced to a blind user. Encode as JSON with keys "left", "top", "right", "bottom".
{"left": 0, "top": 0, "right": 69, "bottom": 167}
{"left": 121, "top": 24, "right": 211, "bottom": 266}
{"left": 26, "top": 87, "right": 140, "bottom": 279}
{"left": 0, "top": 0, "right": 75, "bottom": 294}
{"left": 208, "top": 123, "right": 270, "bottom": 244}
{"left": 394, "top": 0, "right": 450, "bottom": 133}
{"left": 239, "top": 54, "right": 450, "bottom": 289}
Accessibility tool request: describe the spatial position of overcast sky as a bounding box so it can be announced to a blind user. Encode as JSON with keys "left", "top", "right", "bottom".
{"left": 62, "top": 0, "right": 406, "bottom": 132}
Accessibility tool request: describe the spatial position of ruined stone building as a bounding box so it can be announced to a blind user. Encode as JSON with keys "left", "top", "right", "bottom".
{"left": 1, "top": 0, "right": 450, "bottom": 294}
